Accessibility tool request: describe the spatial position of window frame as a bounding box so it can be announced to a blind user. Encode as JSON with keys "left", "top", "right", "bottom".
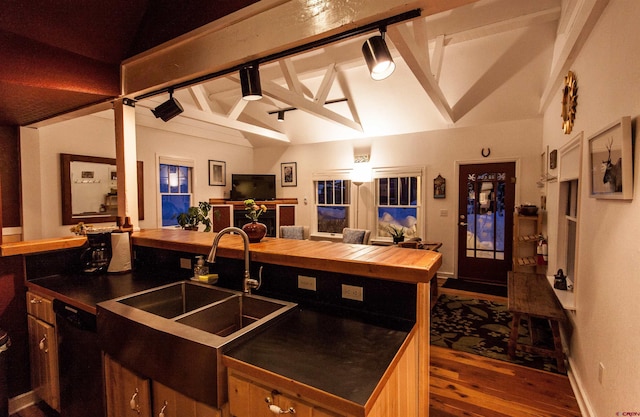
{"left": 372, "top": 167, "right": 424, "bottom": 242}
{"left": 157, "top": 156, "right": 194, "bottom": 228}
{"left": 312, "top": 170, "right": 353, "bottom": 235}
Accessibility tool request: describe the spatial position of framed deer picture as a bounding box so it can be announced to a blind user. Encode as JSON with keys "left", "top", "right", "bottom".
{"left": 588, "top": 116, "right": 633, "bottom": 200}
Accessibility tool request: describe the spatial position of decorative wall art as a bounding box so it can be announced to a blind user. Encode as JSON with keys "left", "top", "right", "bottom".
{"left": 208, "top": 160, "right": 226, "bottom": 186}
{"left": 434, "top": 174, "right": 446, "bottom": 199}
{"left": 562, "top": 70, "right": 578, "bottom": 134}
{"left": 588, "top": 116, "right": 633, "bottom": 200}
{"left": 281, "top": 162, "right": 297, "bottom": 187}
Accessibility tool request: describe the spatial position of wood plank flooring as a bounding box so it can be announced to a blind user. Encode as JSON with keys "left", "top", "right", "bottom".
{"left": 12, "top": 287, "right": 581, "bottom": 417}
{"left": 430, "top": 286, "right": 581, "bottom": 417}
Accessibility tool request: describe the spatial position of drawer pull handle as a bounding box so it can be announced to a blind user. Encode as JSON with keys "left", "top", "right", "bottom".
{"left": 30, "top": 298, "right": 43, "bottom": 304}
{"left": 159, "top": 400, "right": 167, "bottom": 417}
{"left": 129, "top": 389, "right": 140, "bottom": 414}
{"left": 265, "top": 396, "right": 295, "bottom": 414}
{"left": 39, "top": 335, "right": 48, "bottom": 353}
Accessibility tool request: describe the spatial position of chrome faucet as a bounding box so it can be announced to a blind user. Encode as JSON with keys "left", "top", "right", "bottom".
{"left": 207, "top": 226, "right": 260, "bottom": 293}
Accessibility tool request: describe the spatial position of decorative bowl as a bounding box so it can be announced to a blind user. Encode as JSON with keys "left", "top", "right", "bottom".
{"left": 519, "top": 205, "right": 538, "bottom": 216}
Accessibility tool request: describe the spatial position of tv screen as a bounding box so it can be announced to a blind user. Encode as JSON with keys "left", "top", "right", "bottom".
{"left": 230, "top": 174, "right": 276, "bottom": 201}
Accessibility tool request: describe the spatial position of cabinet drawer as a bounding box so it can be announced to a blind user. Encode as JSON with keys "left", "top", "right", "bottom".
{"left": 27, "top": 291, "right": 55, "bottom": 324}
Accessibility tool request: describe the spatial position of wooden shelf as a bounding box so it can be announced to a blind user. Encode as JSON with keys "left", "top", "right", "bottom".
{"left": 512, "top": 212, "right": 545, "bottom": 273}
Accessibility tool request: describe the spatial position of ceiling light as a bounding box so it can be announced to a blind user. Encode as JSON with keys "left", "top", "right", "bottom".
{"left": 240, "top": 64, "right": 262, "bottom": 101}
{"left": 362, "top": 28, "right": 395, "bottom": 81}
{"left": 277, "top": 111, "right": 285, "bottom": 122}
{"left": 151, "top": 89, "right": 183, "bottom": 122}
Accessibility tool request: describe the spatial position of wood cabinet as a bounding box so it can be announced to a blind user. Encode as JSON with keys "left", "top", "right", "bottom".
{"left": 26, "top": 290, "right": 60, "bottom": 411}
{"left": 512, "top": 213, "right": 545, "bottom": 273}
{"left": 103, "top": 354, "right": 224, "bottom": 417}
{"left": 228, "top": 372, "right": 342, "bottom": 417}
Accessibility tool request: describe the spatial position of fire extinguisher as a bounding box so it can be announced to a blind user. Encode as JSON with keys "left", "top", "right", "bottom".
{"left": 537, "top": 235, "right": 548, "bottom": 265}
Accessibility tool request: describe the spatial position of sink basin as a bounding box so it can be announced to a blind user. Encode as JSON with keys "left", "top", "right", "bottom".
{"left": 96, "top": 280, "right": 297, "bottom": 408}
{"left": 177, "top": 295, "right": 286, "bottom": 336}
{"left": 118, "top": 281, "right": 234, "bottom": 318}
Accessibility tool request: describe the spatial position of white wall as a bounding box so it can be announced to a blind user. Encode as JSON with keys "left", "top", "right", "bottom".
{"left": 255, "top": 118, "right": 543, "bottom": 277}
{"left": 542, "top": 1, "right": 640, "bottom": 415}
{"left": 21, "top": 113, "right": 253, "bottom": 239}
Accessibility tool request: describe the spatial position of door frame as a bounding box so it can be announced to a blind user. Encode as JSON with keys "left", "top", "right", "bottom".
{"left": 453, "top": 157, "right": 522, "bottom": 280}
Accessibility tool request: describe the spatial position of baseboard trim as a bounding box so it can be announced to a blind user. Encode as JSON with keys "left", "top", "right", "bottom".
{"left": 9, "top": 391, "right": 37, "bottom": 415}
{"left": 567, "top": 357, "right": 595, "bottom": 417}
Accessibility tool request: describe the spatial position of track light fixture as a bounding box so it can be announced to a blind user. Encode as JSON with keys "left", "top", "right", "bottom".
{"left": 151, "top": 89, "right": 183, "bottom": 122}
{"left": 362, "top": 28, "right": 395, "bottom": 81}
{"left": 277, "top": 110, "right": 285, "bottom": 122}
{"left": 240, "top": 64, "right": 262, "bottom": 101}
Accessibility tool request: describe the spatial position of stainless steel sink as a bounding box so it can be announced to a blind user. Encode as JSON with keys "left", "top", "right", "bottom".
{"left": 118, "top": 281, "right": 234, "bottom": 318}
{"left": 96, "top": 280, "right": 297, "bottom": 408}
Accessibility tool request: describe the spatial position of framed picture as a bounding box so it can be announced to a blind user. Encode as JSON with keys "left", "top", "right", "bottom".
{"left": 588, "top": 116, "right": 633, "bottom": 200}
{"left": 281, "top": 162, "right": 297, "bottom": 187}
{"left": 208, "top": 160, "right": 226, "bottom": 186}
{"left": 433, "top": 174, "right": 446, "bottom": 199}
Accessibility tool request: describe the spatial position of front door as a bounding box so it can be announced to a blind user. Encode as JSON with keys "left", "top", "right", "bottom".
{"left": 457, "top": 162, "right": 516, "bottom": 284}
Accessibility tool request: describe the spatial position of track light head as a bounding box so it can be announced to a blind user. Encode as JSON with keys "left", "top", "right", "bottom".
{"left": 277, "top": 110, "right": 285, "bottom": 122}
{"left": 362, "top": 30, "right": 395, "bottom": 81}
{"left": 240, "top": 64, "right": 262, "bottom": 101}
{"left": 151, "top": 90, "right": 183, "bottom": 122}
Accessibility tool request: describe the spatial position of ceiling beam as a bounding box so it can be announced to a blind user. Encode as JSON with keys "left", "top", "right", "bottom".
{"left": 538, "top": 0, "right": 609, "bottom": 113}
{"left": 388, "top": 23, "right": 454, "bottom": 124}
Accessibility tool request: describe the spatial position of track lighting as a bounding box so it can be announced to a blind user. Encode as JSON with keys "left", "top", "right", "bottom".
{"left": 277, "top": 111, "right": 285, "bottom": 122}
{"left": 362, "top": 28, "right": 395, "bottom": 81}
{"left": 151, "top": 89, "right": 183, "bottom": 122}
{"left": 240, "top": 64, "right": 262, "bottom": 101}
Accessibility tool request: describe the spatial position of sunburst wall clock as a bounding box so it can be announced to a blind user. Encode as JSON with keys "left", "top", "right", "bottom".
{"left": 562, "top": 70, "right": 578, "bottom": 134}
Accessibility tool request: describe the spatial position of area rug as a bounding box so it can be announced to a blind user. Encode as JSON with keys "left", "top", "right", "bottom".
{"left": 430, "top": 294, "right": 564, "bottom": 374}
{"left": 441, "top": 278, "right": 508, "bottom": 297}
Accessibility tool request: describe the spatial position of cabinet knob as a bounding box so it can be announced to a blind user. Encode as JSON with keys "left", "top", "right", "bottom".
{"left": 30, "top": 298, "right": 43, "bottom": 304}
{"left": 129, "top": 389, "right": 140, "bottom": 414}
{"left": 39, "top": 335, "right": 48, "bottom": 353}
{"left": 158, "top": 400, "right": 167, "bottom": 417}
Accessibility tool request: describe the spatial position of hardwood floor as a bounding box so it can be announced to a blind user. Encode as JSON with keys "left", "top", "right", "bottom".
{"left": 12, "top": 287, "right": 581, "bottom": 417}
{"left": 430, "top": 286, "right": 581, "bottom": 417}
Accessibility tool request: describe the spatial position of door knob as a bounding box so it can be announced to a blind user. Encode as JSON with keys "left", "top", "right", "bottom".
{"left": 459, "top": 222, "right": 468, "bottom": 226}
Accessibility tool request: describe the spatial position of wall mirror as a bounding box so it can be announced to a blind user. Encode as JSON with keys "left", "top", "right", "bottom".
{"left": 60, "top": 153, "right": 144, "bottom": 225}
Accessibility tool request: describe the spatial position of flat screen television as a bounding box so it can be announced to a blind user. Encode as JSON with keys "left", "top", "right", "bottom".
{"left": 230, "top": 174, "right": 276, "bottom": 201}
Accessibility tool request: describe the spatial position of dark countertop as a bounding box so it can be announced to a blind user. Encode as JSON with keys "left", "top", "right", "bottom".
{"left": 224, "top": 308, "right": 409, "bottom": 406}
{"left": 26, "top": 273, "right": 180, "bottom": 314}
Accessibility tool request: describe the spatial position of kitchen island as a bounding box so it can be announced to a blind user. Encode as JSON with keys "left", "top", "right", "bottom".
{"left": 20, "top": 230, "right": 441, "bottom": 417}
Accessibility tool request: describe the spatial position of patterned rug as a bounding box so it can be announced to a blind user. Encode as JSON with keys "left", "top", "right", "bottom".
{"left": 430, "top": 294, "right": 564, "bottom": 374}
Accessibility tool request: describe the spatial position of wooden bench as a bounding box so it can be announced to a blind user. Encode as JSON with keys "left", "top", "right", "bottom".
{"left": 508, "top": 272, "right": 567, "bottom": 373}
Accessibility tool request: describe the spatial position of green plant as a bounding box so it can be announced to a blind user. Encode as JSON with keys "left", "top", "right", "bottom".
{"left": 244, "top": 199, "right": 267, "bottom": 222}
{"left": 387, "top": 224, "right": 405, "bottom": 238}
{"left": 176, "top": 201, "right": 212, "bottom": 232}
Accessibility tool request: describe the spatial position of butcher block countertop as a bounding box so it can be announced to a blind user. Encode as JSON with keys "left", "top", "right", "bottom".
{"left": 1, "top": 235, "right": 87, "bottom": 257}
{"left": 132, "top": 229, "right": 442, "bottom": 284}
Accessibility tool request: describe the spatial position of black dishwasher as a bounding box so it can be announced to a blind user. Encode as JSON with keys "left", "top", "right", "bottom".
{"left": 53, "top": 300, "right": 105, "bottom": 417}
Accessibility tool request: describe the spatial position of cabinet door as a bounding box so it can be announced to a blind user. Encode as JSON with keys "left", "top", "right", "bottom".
{"left": 152, "top": 381, "right": 221, "bottom": 417}
{"left": 228, "top": 374, "right": 315, "bottom": 417}
{"left": 27, "top": 315, "right": 60, "bottom": 412}
{"left": 104, "top": 354, "right": 152, "bottom": 417}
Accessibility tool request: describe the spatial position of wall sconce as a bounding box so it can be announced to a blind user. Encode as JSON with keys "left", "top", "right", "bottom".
{"left": 151, "top": 89, "right": 183, "bottom": 122}
{"left": 240, "top": 64, "right": 262, "bottom": 101}
{"left": 362, "top": 28, "right": 395, "bottom": 81}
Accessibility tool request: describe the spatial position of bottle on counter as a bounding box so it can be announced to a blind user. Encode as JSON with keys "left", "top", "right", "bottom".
{"left": 193, "top": 255, "right": 208, "bottom": 280}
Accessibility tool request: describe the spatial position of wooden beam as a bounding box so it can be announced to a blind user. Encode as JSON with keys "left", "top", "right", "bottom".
{"left": 315, "top": 63, "right": 337, "bottom": 105}
{"left": 388, "top": 24, "right": 454, "bottom": 124}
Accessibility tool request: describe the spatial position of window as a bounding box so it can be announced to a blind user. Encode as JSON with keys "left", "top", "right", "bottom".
{"left": 560, "top": 179, "right": 578, "bottom": 281}
{"left": 375, "top": 173, "right": 421, "bottom": 239}
{"left": 315, "top": 179, "right": 351, "bottom": 233}
{"left": 159, "top": 158, "right": 193, "bottom": 227}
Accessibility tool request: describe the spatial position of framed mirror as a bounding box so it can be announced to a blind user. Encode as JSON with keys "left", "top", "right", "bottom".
{"left": 60, "top": 153, "right": 144, "bottom": 225}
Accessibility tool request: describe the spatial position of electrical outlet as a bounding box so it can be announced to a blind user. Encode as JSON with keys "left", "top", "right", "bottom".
{"left": 341, "top": 284, "right": 364, "bottom": 301}
{"left": 298, "top": 275, "right": 317, "bottom": 291}
{"left": 180, "top": 258, "right": 192, "bottom": 269}
{"left": 598, "top": 362, "right": 605, "bottom": 384}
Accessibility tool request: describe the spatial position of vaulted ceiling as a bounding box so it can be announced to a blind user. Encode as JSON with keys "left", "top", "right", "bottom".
{"left": 1, "top": 0, "right": 602, "bottom": 147}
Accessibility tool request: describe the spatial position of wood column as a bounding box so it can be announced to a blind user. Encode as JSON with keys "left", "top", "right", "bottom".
{"left": 113, "top": 99, "right": 139, "bottom": 228}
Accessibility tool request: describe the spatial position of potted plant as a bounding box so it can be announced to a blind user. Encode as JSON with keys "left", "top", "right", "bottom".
{"left": 176, "top": 201, "right": 212, "bottom": 232}
{"left": 242, "top": 199, "right": 268, "bottom": 242}
{"left": 388, "top": 224, "right": 405, "bottom": 244}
